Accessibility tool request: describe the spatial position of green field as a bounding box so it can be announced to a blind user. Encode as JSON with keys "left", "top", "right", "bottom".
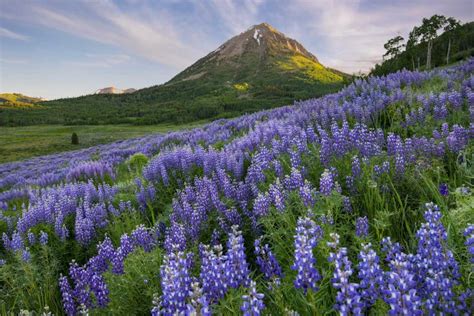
{"left": 0, "top": 122, "right": 206, "bottom": 163}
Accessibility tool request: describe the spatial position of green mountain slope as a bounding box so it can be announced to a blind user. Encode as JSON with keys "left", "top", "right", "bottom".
{"left": 0, "top": 93, "right": 43, "bottom": 109}
{"left": 372, "top": 21, "right": 474, "bottom": 76}
{"left": 0, "top": 23, "right": 349, "bottom": 126}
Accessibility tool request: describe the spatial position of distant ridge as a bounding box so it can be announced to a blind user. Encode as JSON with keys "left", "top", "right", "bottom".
{"left": 94, "top": 87, "right": 137, "bottom": 95}
{"left": 0, "top": 93, "right": 43, "bottom": 109}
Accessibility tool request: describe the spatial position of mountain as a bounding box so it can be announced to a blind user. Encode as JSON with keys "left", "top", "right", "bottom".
{"left": 0, "top": 93, "right": 43, "bottom": 109}
{"left": 95, "top": 87, "right": 137, "bottom": 95}
{"left": 0, "top": 23, "right": 349, "bottom": 126}
{"left": 167, "top": 23, "right": 343, "bottom": 87}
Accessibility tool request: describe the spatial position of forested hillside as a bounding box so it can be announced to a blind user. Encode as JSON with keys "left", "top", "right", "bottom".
{"left": 372, "top": 18, "right": 474, "bottom": 76}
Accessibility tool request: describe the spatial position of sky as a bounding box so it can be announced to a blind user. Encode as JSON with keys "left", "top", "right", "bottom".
{"left": 0, "top": 0, "right": 472, "bottom": 100}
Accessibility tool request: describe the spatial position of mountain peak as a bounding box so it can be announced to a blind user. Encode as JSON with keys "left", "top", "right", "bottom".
{"left": 248, "top": 22, "right": 279, "bottom": 33}
{"left": 167, "top": 23, "right": 346, "bottom": 88}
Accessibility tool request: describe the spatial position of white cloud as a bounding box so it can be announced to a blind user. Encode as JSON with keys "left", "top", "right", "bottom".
{"left": 65, "top": 53, "right": 131, "bottom": 68}
{"left": 289, "top": 0, "right": 473, "bottom": 73}
{"left": 0, "top": 0, "right": 471, "bottom": 76}
{"left": 202, "top": 0, "right": 264, "bottom": 35}
{"left": 1, "top": 1, "right": 208, "bottom": 69}
{"left": 0, "top": 26, "right": 29, "bottom": 41}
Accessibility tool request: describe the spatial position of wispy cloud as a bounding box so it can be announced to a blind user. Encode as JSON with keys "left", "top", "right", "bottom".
{"left": 1, "top": 0, "right": 472, "bottom": 77}
{"left": 64, "top": 53, "right": 131, "bottom": 68}
{"left": 0, "top": 26, "right": 29, "bottom": 41}
{"left": 1, "top": 1, "right": 208, "bottom": 69}
{"left": 283, "top": 0, "right": 473, "bottom": 73}
{"left": 202, "top": 0, "right": 264, "bottom": 35}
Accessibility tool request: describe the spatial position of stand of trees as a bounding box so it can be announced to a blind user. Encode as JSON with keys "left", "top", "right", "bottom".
{"left": 372, "top": 15, "right": 474, "bottom": 76}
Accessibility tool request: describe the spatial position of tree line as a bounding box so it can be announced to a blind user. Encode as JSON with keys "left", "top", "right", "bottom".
{"left": 372, "top": 15, "right": 474, "bottom": 75}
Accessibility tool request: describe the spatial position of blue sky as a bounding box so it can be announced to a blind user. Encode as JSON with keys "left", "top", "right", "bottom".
{"left": 0, "top": 0, "right": 472, "bottom": 99}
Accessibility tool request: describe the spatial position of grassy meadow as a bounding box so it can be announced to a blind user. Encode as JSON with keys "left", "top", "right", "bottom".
{"left": 0, "top": 122, "right": 206, "bottom": 163}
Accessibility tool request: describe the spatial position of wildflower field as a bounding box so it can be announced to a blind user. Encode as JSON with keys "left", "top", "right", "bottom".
{"left": 0, "top": 60, "right": 473, "bottom": 315}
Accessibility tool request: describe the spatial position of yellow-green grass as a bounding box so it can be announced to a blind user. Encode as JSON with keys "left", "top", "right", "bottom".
{"left": 233, "top": 82, "right": 250, "bottom": 91}
{"left": 0, "top": 121, "right": 207, "bottom": 164}
{"left": 0, "top": 93, "right": 43, "bottom": 109}
{"left": 277, "top": 54, "right": 344, "bottom": 83}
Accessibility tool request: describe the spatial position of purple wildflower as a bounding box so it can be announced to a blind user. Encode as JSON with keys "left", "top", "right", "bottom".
{"left": 226, "top": 226, "right": 250, "bottom": 288}
{"left": 439, "top": 183, "right": 449, "bottom": 196}
{"left": 291, "top": 217, "right": 323, "bottom": 293}
{"left": 355, "top": 216, "right": 369, "bottom": 237}
{"left": 241, "top": 280, "right": 265, "bottom": 316}
{"left": 358, "top": 243, "right": 383, "bottom": 308}
{"left": 254, "top": 237, "right": 282, "bottom": 283}
{"left": 328, "top": 233, "right": 363, "bottom": 315}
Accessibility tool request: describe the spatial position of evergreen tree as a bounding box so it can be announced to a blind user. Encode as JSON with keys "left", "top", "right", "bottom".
{"left": 71, "top": 132, "right": 79, "bottom": 145}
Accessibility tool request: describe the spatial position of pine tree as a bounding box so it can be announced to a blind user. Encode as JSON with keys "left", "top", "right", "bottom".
{"left": 71, "top": 132, "right": 79, "bottom": 145}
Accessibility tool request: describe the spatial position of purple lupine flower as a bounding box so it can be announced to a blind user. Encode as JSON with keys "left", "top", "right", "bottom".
{"left": 11, "top": 231, "right": 24, "bottom": 251}
{"left": 438, "top": 183, "right": 449, "bottom": 196}
{"left": 254, "top": 237, "right": 282, "bottom": 283}
{"left": 75, "top": 210, "right": 95, "bottom": 246}
{"left": 200, "top": 244, "right": 228, "bottom": 302}
{"left": 394, "top": 154, "right": 405, "bottom": 176}
{"left": 27, "top": 231, "right": 36, "bottom": 245}
{"left": 352, "top": 156, "right": 362, "bottom": 178}
{"left": 0, "top": 259, "right": 6, "bottom": 266}
{"left": 2, "top": 233, "right": 11, "bottom": 250}
{"left": 136, "top": 181, "right": 156, "bottom": 212}
{"left": 342, "top": 196, "right": 352, "bottom": 213}
{"left": 39, "top": 231, "right": 48, "bottom": 246}
{"left": 413, "top": 203, "right": 460, "bottom": 313}
{"left": 381, "top": 237, "right": 402, "bottom": 263}
{"left": 253, "top": 193, "right": 270, "bottom": 217}
{"left": 210, "top": 229, "right": 220, "bottom": 246}
{"left": 112, "top": 233, "right": 135, "bottom": 274}
{"left": 358, "top": 243, "right": 383, "bottom": 309}
{"left": 185, "top": 282, "right": 211, "bottom": 316}
{"left": 383, "top": 252, "right": 422, "bottom": 316}
{"left": 272, "top": 160, "right": 284, "bottom": 178}
{"left": 345, "top": 175, "right": 355, "bottom": 193}
{"left": 59, "top": 274, "right": 76, "bottom": 316}
{"left": 319, "top": 214, "right": 334, "bottom": 226}
{"left": 158, "top": 250, "right": 193, "bottom": 314}
{"left": 241, "top": 280, "right": 265, "bottom": 316}
{"left": 290, "top": 149, "right": 301, "bottom": 168}
{"left": 285, "top": 167, "right": 304, "bottom": 191}
{"left": 131, "top": 224, "right": 155, "bottom": 252}
{"left": 226, "top": 226, "right": 250, "bottom": 288}
{"left": 291, "top": 217, "right": 323, "bottom": 293}
{"left": 464, "top": 224, "right": 474, "bottom": 264}
{"left": 89, "top": 272, "right": 109, "bottom": 307}
{"left": 299, "top": 180, "right": 315, "bottom": 207}
{"left": 355, "top": 216, "right": 369, "bottom": 237}
{"left": 89, "top": 236, "right": 115, "bottom": 273}
{"left": 68, "top": 262, "right": 93, "bottom": 308}
{"left": 22, "top": 248, "right": 31, "bottom": 262}
{"left": 268, "top": 180, "right": 285, "bottom": 212}
{"left": 456, "top": 289, "right": 474, "bottom": 314}
{"left": 328, "top": 233, "right": 363, "bottom": 315}
{"left": 320, "top": 169, "right": 335, "bottom": 196}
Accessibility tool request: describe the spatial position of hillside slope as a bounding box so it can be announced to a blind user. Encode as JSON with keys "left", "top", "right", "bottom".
{"left": 372, "top": 21, "right": 474, "bottom": 75}
{"left": 0, "top": 93, "right": 43, "bottom": 109}
{"left": 0, "top": 23, "right": 349, "bottom": 126}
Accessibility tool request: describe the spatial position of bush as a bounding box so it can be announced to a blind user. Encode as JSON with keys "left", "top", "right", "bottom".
{"left": 71, "top": 132, "right": 79, "bottom": 145}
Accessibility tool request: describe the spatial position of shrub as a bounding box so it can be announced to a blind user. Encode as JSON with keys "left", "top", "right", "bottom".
{"left": 71, "top": 132, "right": 79, "bottom": 145}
